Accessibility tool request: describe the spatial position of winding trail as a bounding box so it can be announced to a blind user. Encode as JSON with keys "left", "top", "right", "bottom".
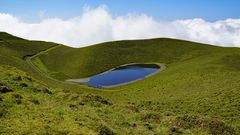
{"left": 25, "top": 45, "right": 68, "bottom": 83}
{"left": 25, "top": 45, "right": 166, "bottom": 87}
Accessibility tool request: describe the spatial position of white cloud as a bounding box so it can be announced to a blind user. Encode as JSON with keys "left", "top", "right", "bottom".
{"left": 0, "top": 6, "right": 240, "bottom": 48}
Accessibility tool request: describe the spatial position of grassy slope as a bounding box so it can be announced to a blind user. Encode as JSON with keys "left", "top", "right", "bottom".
{"left": 0, "top": 32, "right": 57, "bottom": 71}
{"left": 37, "top": 39, "right": 219, "bottom": 78}
{"left": 36, "top": 38, "right": 240, "bottom": 131}
{"left": 0, "top": 32, "right": 240, "bottom": 134}
{"left": 0, "top": 65, "right": 238, "bottom": 135}
{"left": 0, "top": 32, "right": 68, "bottom": 87}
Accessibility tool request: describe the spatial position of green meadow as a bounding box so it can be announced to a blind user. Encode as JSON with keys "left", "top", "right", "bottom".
{"left": 0, "top": 32, "right": 240, "bottom": 135}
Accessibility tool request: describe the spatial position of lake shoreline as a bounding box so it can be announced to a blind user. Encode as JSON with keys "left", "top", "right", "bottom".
{"left": 66, "top": 62, "right": 166, "bottom": 88}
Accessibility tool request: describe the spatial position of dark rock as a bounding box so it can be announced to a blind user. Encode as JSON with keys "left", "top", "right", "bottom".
{"left": 12, "top": 94, "right": 23, "bottom": 104}
{"left": 207, "top": 119, "right": 236, "bottom": 135}
{"left": 94, "top": 95, "right": 112, "bottom": 105}
{"left": 169, "top": 127, "right": 182, "bottom": 134}
{"left": 84, "top": 94, "right": 112, "bottom": 105}
{"left": 26, "top": 76, "right": 33, "bottom": 82}
{"left": 15, "top": 99, "right": 22, "bottom": 104}
{"left": 144, "top": 123, "right": 153, "bottom": 130}
{"left": 30, "top": 99, "right": 40, "bottom": 105}
{"left": 12, "top": 94, "right": 22, "bottom": 99}
{"left": 163, "top": 111, "right": 174, "bottom": 116}
{"left": 100, "top": 99, "right": 111, "bottom": 105}
{"left": 0, "top": 83, "right": 6, "bottom": 86}
{"left": 130, "top": 123, "right": 137, "bottom": 128}
{"left": 69, "top": 104, "right": 77, "bottom": 108}
{"left": 170, "top": 127, "right": 177, "bottom": 132}
{"left": 0, "top": 87, "right": 13, "bottom": 93}
{"left": 33, "top": 88, "right": 42, "bottom": 93}
{"left": 42, "top": 88, "right": 52, "bottom": 94}
{"left": 20, "top": 83, "right": 28, "bottom": 87}
{"left": 148, "top": 126, "right": 153, "bottom": 130}
{"left": 79, "top": 102, "right": 85, "bottom": 106}
{"left": 69, "top": 104, "right": 78, "bottom": 109}
{"left": 98, "top": 125, "right": 115, "bottom": 135}
{"left": 14, "top": 76, "right": 22, "bottom": 81}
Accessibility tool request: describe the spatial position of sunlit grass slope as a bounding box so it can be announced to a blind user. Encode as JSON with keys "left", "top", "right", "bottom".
{"left": 36, "top": 39, "right": 221, "bottom": 78}
{"left": 0, "top": 65, "right": 239, "bottom": 135}
{"left": 35, "top": 38, "right": 240, "bottom": 132}
{"left": 0, "top": 32, "right": 57, "bottom": 70}
{"left": 1, "top": 32, "right": 240, "bottom": 134}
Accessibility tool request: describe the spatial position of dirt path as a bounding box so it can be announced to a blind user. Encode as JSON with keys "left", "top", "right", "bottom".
{"left": 25, "top": 45, "right": 68, "bottom": 83}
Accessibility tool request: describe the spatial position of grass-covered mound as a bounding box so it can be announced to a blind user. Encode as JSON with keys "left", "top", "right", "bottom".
{"left": 0, "top": 32, "right": 240, "bottom": 134}
{"left": 0, "top": 32, "right": 57, "bottom": 71}
{"left": 35, "top": 39, "right": 220, "bottom": 79}
{"left": 0, "top": 65, "right": 238, "bottom": 135}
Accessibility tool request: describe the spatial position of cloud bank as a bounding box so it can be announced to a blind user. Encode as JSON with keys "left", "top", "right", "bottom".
{"left": 0, "top": 6, "right": 240, "bottom": 48}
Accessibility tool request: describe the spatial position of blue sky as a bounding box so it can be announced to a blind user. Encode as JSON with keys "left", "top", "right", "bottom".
{"left": 0, "top": 0, "right": 240, "bottom": 48}
{"left": 0, "top": 0, "right": 240, "bottom": 21}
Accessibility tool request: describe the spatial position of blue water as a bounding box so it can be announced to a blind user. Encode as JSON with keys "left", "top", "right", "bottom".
{"left": 82, "top": 64, "right": 160, "bottom": 88}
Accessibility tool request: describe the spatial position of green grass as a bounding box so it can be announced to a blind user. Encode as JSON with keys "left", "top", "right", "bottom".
{"left": 37, "top": 39, "right": 219, "bottom": 78}
{"left": 0, "top": 32, "right": 57, "bottom": 58}
{"left": 0, "top": 32, "right": 58, "bottom": 71}
{"left": 0, "top": 32, "right": 240, "bottom": 134}
{"left": 0, "top": 65, "right": 238, "bottom": 135}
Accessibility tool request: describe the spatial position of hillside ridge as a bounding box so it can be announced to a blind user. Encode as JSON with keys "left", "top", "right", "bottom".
{"left": 0, "top": 32, "right": 239, "bottom": 134}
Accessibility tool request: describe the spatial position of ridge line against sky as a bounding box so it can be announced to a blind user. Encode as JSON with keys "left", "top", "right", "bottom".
{"left": 1, "top": 1, "right": 240, "bottom": 48}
